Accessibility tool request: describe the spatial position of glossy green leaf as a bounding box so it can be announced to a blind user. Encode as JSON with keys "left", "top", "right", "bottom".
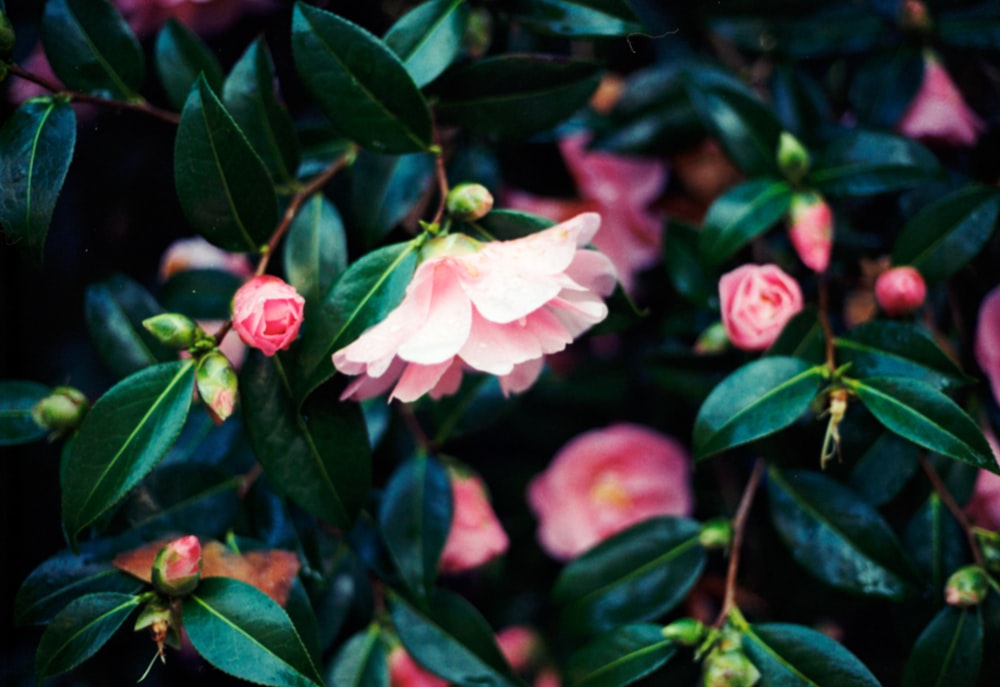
{"left": 379, "top": 455, "right": 452, "bottom": 599}
{"left": 431, "top": 55, "right": 603, "bottom": 140}
{"left": 937, "top": 4, "right": 1000, "bottom": 50}
{"left": 693, "top": 357, "right": 824, "bottom": 460}
{"left": 184, "top": 577, "right": 324, "bottom": 687}
{"left": 904, "top": 493, "right": 964, "bottom": 592}
{"left": 223, "top": 38, "right": 301, "bottom": 185}
{"left": 283, "top": 194, "right": 347, "bottom": 304}
{"left": 291, "top": 3, "right": 432, "bottom": 154}
{"left": 699, "top": 178, "right": 793, "bottom": 265}
{"left": 565, "top": 624, "right": 676, "bottom": 687}
{"left": 767, "top": 307, "right": 826, "bottom": 365}
{"left": 160, "top": 268, "right": 243, "bottom": 320}
{"left": 848, "top": 376, "right": 998, "bottom": 474}
{"left": 35, "top": 592, "right": 140, "bottom": 680}
{"left": 808, "top": 131, "right": 942, "bottom": 198}
{"left": 663, "top": 220, "right": 714, "bottom": 307}
{"left": 848, "top": 46, "right": 923, "bottom": 130}
{"left": 514, "top": 0, "right": 643, "bottom": 38}
{"left": 892, "top": 185, "right": 1000, "bottom": 284}
{"left": 477, "top": 209, "right": 556, "bottom": 240}
{"left": 553, "top": 517, "right": 705, "bottom": 635}
{"left": 241, "top": 354, "right": 371, "bottom": 530}
{"left": 902, "top": 606, "right": 982, "bottom": 687}
{"left": 155, "top": 18, "right": 224, "bottom": 111}
{"left": 0, "top": 380, "right": 50, "bottom": 445}
{"left": 769, "top": 63, "right": 832, "bottom": 139}
{"left": 0, "top": 97, "right": 76, "bottom": 263}
{"left": 768, "top": 468, "right": 920, "bottom": 600}
{"left": 174, "top": 75, "right": 278, "bottom": 253}
{"left": 741, "top": 622, "right": 882, "bottom": 686}
{"left": 385, "top": 0, "right": 469, "bottom": 87}
{"left": 62, "top": 360, "right": 196, "bottom": 547}
{"left": 708, "top": 7, "right": 884, "bottom": 59}
{"left": 849, "top": 431, "right": 919, "bottom": 507}
{"left": 388, "top": 588, "right": 522, "bottom": 687}
{"left": 40, "top": 0, "right": 143, "bottom": 99}
{"left": 325, "top": 625, "right": 388, "bottom": 687}
{"left": 350, "top": 151, "right": 436, "bottom": 246}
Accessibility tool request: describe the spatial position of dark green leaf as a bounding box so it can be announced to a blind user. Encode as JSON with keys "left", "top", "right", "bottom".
{"left": 892, "top": 185, "right": 1000, "bottom": 284}
{"left": 283, "top": 194, "right": 347, "bottom": 304}
{"left": 35, "top": 592, "right": 140, "bottom": 680}
{"left": 350, "top": 151, "right": 436, "bottom": 246}
{"left": 431, "top": 55, "right": 603, "bottom": 140}
{"left": 663, "top": 220, "right": 714, "bottom": 307}
{"left": 848, "top": 376, "right": 997, "bottom": 474}
{"left": 742, "top": 622, "right": 882, "bottom": 686}
{"left": 477, "top": 209, "right": 556, "bottom": 240}
{"left": 242, "top": 354, "right": 371, "bottom": 530}
{"left": 385, "top": 0, "right": 470, "bottom": 87}
{"left": 708, "top": 7, "right": 885, "bottom": 59}
{"left": 848, "top": 46, "right": 923, "bottom": 130}
{"left": 291, "top": 3, "right": 432, "bottom": 153}
{"left": 514, "top": 0, "right": 643, "bottom": 38}
{"left": 155, "top": 18, "right": 224, "bottom": 111}
{"left": 174, "top": 75, "right": 278, "bottom": 252}
{"left": 160, "top": 268, "right": 243, "bottom": 320}
{"left": 184, "top": 577, "right": 324, "bottom": 687}
{"left": 849, "top": 431, "right": 919, "bottom": 507}
{"left": 325, "top": 625, "right": 388, "bottom": 687}
{"left": 904, "top": 493, "right": 965, "bottom": 592}
{"left": 0, "top": 380, "right": 49, "bottom": 445}
{"left": 62, "top": 360, "right": 196, "bottom": 547}
{"left": 0, "top": 97, "right": 76, "bottom": 263}
{"left": 767, "top": 307, "right": 826, "bottom": 365}
{"left": 693, "top": 357, "right": 824, "bottom": 460}
{"left": 565, "top": 624, "right": 676, "bottom": 687}
{"left": 553, "top": 517, "right": 705, "bottom": 636}
{"left": 902, "top": 606, "right": 982, "bottom": 687}
{"left": 768, "top": 467, "right": 920, "bottom": 600}
{"left": 699, "top": 178, "right": 793, "bottom": 265}
{"left": 809, "top": 131, "right": 942, "bottom": 198}
{"left": 40, "top": 0, "right": 143, "bottom": 99}
{"left": 937, "top": 4, "right": 1000, "bottom": 50}
{"left": 769, "top": 63, "right": 832, "bottom": 138}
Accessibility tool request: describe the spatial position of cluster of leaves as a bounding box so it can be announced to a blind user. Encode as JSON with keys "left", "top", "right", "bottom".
{"left": 4, "top": 0, "right": 1000, "bottom": 686}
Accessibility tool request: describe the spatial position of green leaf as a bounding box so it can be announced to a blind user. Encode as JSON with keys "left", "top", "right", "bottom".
{"left": 848, "top": 46, "right": 923, "bottom": 130}
{"left": 40, "top": 0, "right": 143, "bottom": 99}
{"left": 693, "top": 357, "right": 824, "bottom": 460}
{"left": 291, "top": 3, "right": 432, "bottom": 154}
{"left": 902, "top": 606, "right": 982, "bottom": 687}
{"left": 904, "top": 493, "right": 965, "bottom": 592}
{"left": 565, "top": 624, "right": 676, "bottom": 687}
{"left": 155, "top": 18, "right": 225, "bottom": 111}
{"left": 174, "top": 75, "right": 278, "bottom": 253}
{"left": 663, "top": 220, "right": 714, "bottom": 307}
{"left": 767, "top": 307, "right": 826, "bottom": 365}
{"left": 61, "top": 360, "right": 196, "bottom": 548}
{"left": 161, "top": 268, "right": 243, "bottom": 320}
{"left": 283, "top": 194, "right": 347, "bottom": 304}
{"left": 241, "top": 354, "right": 371, "bottom": 530}
{"left": 741, "top": 622, "right": 882, "bottom": 687}
{"left": 379, "top": 455, "right": 452, "bottom": 600}
{"left": 388, "top": 588, "right": 522, "bottom": 687}
{"left": 223, "top": 38, "right": 301, "bottom": 185}
{"left": 513, "top": 0, "right": 643, "bottom": 38}
{"left": 0, "top": 380, "right": 49, "bottom": 445}
{"left": 35, "top": 592, "right": 141, "bottom": 680}
{"left": 708, "top": 7, "right": 884, "bottom": 59}
{"left": 808, "top": 131, "right": 942, "bottom": 198}
{"left": 350, "top": 151, "right": 437, "bottom": 247}
{"left": 767, "top": 468, "right": 920, "bottom": 600}
{"left": 477, "top": 209, "right": 556, "bottom": 240}
{"left": 937, "top": 4, "right": 1000, "bottom": 50}
{"left": 385, "top": 0, "right": 470, "bottom": 88}
{"left": 892, "top": 185, "right": 1000, "bottom": 284}
{"left": 849, "top": 431, "right": 919, "bottom": 507}
{"left": 553, "top": 517, "right": 705, "bottom": 636}
{"left": 0, "top": 97, "right": 76, "bottom": 263}
{"left": 325, "top": 625, "right": 388, "bottom": 687}
{"left": 431, "top": 55, "right": 603, "bottom": 140}
{"left": 183, "top": 577, "right": 324, "bottom": 687}
{"left": 699, "top": 178, "right": 793, "bottom": 265}
{"left": 848, "top": 376, "right": 998, "bottom": 474}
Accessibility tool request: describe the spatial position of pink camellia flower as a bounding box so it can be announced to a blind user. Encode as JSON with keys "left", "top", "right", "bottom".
{"left": 975, "top": 285, "right": 1000, "bottom": 405}
{"left": 231, "top": 275, "right": 306, "bottom": 356}
{"left": 527, "top": 423, "right": 693, "bottom": 560}
{"left": 159, "top": 236, "right": 253, "bottom": 282}
{"left": 497, "top": 626, "right": 542, "bottom": 673}
{"left": 151, "top": 535, "right": 202, "bottom": 596}
{"left": 787, "top": 192, "right": 833, "bottom": 273}
{"left": 874, "top": 266, "right": 926, "bottom": 317}
{"left": 439, "top": 472, "right": 509, "bottom": 574}
{"left": 898, "top": 51, "right": 986, "bottom": 147}
{"left": 115, "top": 0, "right": 274, "bottom": 37}
{"left": 388, "top": 646, "right": 448, "bottom": 687}
{"left": 504, "top": 133, "right": 667, "bottom": 294}
{"left": 965, "top": 429, "right": 1000, "bottom": 530}
{"left": 333, "top": 212, "right": 616, "bottom": 403}
{"left": 719, "top": 264, "right": 804, "bottom": 351}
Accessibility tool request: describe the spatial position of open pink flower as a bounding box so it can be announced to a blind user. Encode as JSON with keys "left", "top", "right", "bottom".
{"left": 231, "top": 276, "right": 305, "bottom": 356}
{"left": 787, "top": 192, "right": 833, "bottom": 273}
{"left": 439, "top": 472, "right": 509, "bottom": 574}
{"left": 504, "top": 134, "right": 667, "bottom": 294}
{"left": 333, "top": 212, "right": 616, "bottom": 403}
{"left": 527, "top": 423, "right": 693, "bottom": 560}
{"left": 719, "top": 264, "right": 803, "bottom": 351}
{"left": 898, "top": 52, "right": 985, "bottom": 147}
{"left": 965, "top": 429, "right": 1000, "bottom": 530}
{"left": 388, "top": 646, "right": 448, "bottom": 687}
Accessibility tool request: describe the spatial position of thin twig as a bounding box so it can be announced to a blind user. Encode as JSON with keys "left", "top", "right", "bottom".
{"left": 715, "top": 458, "right": 766, "bottom": 627}
{"left": 919, "top": 454, "right": 985, "bottom": 567}
{"left": 817, "top": 279, "right": 837, "bottom": 375}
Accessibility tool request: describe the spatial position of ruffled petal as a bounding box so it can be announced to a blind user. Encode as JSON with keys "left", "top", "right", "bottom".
{"left": 391, "top": 359, "right": 456, "bottom": 403}
{"left": 396, "top": 262, "right": 472, "bottom": 365}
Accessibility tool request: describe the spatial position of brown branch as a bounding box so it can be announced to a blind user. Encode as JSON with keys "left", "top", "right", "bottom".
{"left": 715, "top": 458, "right": 766, "bottom": 627}
{"left": 919, "top": 454, "right": 985, "bottom": 567}
{"left": 817, "top": 279, "right": 837, "bottom": 375}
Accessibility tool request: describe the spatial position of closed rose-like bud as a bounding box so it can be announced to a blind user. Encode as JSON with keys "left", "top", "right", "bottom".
{"left": 447, "top": 183, "right": 494, "bottom": 221}
{"left": 151, "top": 535, "right": 202, "bottom": 597}
{"left": 31, "top": 386, "right": 89, "bottom": 435}
{"left": 699, "top": 518, "right": 734, "bottom": 550}
{"left": 944, "top": 565, "right": 989, "bottom": 607}
{"left": 875, "top": 266, "right": 926, "bottom": 317}
{"left": 143, "top": 313, "right": 200, "bottom": 349}
{"left": 719, "top": 264, "right": 804, "bottom": 351}
{"left": 196, "top": 351, "right": 239, "bottom": 424}
{"left": 787, "top": 192, "right": 833, "bottom": 273}
{"left": 703, "top": 649, "right": 761, "bottom": 687}
{"left": 232, "top": 275, "right": 306, "bottom": 356}
{"left": 662, "top": 618, "right": 707, "bottom": 647}
{"left": 776, "top": 132, "right": 810, "bottom": 183}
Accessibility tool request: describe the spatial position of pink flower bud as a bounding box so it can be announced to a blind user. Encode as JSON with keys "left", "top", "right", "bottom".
{"left": 388, "top": 646, "right": 448, "bottom": 687}
{"left": 944, "top": 565, "right": 989, "bottom": 607}
{"left": 231, "top": 276, "right": 306, "bottom": 356}
{"left": 719, "top": 264, "right": 804, "bottom": 351}
{"left": 874, "top": 266, "right": 926, "bottom": 317}
{"left": 151, "top": 535, "right": 202, "bottom": 597}
{"left": 439, "top": 472, "right": 509, "bottom": 574}
{"left": 898, "top": 52, "right": 985, "bottom": 147}
{"left": 446, "top": 183, "right": 494, "bottom": 221}
{"left": 496, "top": 626, "right": 543, "bottom": 673}
{"left": 787, "top": 192, "right": 833, "bottom": 273}
{"left": 196, "top": 351, "right": 239, "bottom": 424}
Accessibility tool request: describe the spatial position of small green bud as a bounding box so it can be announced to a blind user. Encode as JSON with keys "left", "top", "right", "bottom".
{"left": 776, "top": 132, "right": 810, "bottom": 183}
{"left": 694, "top": 321, "right": 730, "bottom": 355}
{"left": 699, "top": 518, "right": 734, "bottom": 550}
{"left": 974, "top": 528, "right": 1000, "bottom": 574}
{"left": 446, "top": 183, "right": 494, "bottom": 221}
{"left": 463, "top": 8, "right": 493, "bottom": 59}
{"left": 945, "top": 564, "right": 990, "bottom": 607}
{"left": 662, "top": 618, "right": 707, "bottom": 647}
{"left": 31, "top": 386, "right": 89, "bottom": 435}
{"left": 151, "top": 536, "right": 202, "bottom": 597}
{"left": 0, "top": 9, "right": 14, "bottom": 61}
{"left": 196, "top": 351, "right": 238, "bottom": 425}
{"left": 143, "top": 313, "right": 200, "bottom": 349}
{"left": 702, "top": 649, "right": 761, "bottom": 687}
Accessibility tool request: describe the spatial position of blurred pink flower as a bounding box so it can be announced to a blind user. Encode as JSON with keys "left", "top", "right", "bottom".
{"left": 719, "top": 264, "right": 803, "bottom": 351}
{"left": 898, "top": 52, "right": 985, "bottom": 147}
{"left": 787, "top": 192, "right": 833, "bottom": 273}
{"left": 874, "top": 266, "right": 926, "bottom": 317}
{"left": 159, "top": 236, "right": 253, "bottom": 282}
{"left": 231, "top": 275, "right": 305, "bottom": 356}
{"left": 976, "top": 285, "right": 1000, "bottom": 406}
{"left": 439, "top": 472, "right": 509, "bottom": 574}
{"left": 527, "top": 423, "right": 693, "bottom": 560}
{"left": 115, "top": 0, "right": 274, "bottom": 37}
{"left": 333, "top": 213, "right": 616, "bottom": 403}
{"left": 965, "top": 429, "right": 1000, "bottom": 530}
{"left": 388, "top": 646, "right": 448, "bottom": 687}
{"left": 534, "top": 669, "right": 561, "bottom": 687}
{"left": 504, "top": 133, "right": 667, "bottom": 294}
{"left": 496, "top": 626, "right": 542, "bottom": 673}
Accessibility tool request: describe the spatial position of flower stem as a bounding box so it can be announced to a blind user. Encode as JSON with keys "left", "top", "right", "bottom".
{"left": 715, "top": 458, "right": 766, "bottom": 628}
{"left": 919, "top": 454, "right": 985, "bottom": 567}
